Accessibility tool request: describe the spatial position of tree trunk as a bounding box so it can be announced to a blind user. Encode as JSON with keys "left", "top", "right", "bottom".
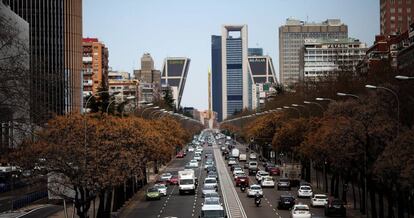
{"left": 342, "top": 177, "right": 348, "bottom": 204}
{"left": 352, "top": 176, "right": 357, "bottom": 209}
{"left": 330, "top": 173, "right": 335, "bottom": 196}
{"left": 360, "top": 174, "right": 366, "bottom": 215}
{"left": 387, "top": 189, "right": 395, "bottom": 218}
{"left": 369, "top": 179, "right": 378, "bottom": 218}
{"left": 324, "top": 165, "right": 329, "bottom": 193}
{"left": 397, "top": 190, "right": 404, "bottom": 218}
{"left": 334, "top": 174, "right": 340, "bottom": 198}
{"left": 378, "top": 187, "right": 384, "bottom": 218}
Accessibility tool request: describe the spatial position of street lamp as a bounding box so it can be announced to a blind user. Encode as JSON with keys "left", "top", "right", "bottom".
{"left": 140, "top": 104, "right": 155, "bottom": 117}
{"left": 292, "top": 104, "right": 310, "bottom": 117}
{"left": 395, "top": 75, "right": 414, "bottom": 80}
{"left": 150, "top": 109, "right": 165, "bottom": 119}
{"left": 336, "top": 92, "right": 361, "bottom": 100}
{"left": 365, "top": 84, "right": 400, "bottom": 135}
{"left": 106, "top": 96, "right": 136, "bottom": 114}
{"left": 315, "top": 97, "right": 335, "bottom": 102}
{"left": 304, "top": 101, "right": 325, "bottom": 115}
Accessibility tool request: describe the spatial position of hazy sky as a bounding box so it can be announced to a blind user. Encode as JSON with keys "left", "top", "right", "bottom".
{"left": 83, "top": 0, "right": 379, "bottom": 110}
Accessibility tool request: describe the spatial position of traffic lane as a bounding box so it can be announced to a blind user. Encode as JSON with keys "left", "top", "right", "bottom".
{"left": 19, "top": 205, "right": 62, "bottom": 218}
{"left": 220, "top": 157, "right": 277, "bottom": 218}
{"left": 125, "top": 148, "right": 194, "bottom": 218}
{"left": 233, "top": 141, "right": 327, "bottom": 218}
{"left": 194, "top": 144, "right": 226, "bottom": 218}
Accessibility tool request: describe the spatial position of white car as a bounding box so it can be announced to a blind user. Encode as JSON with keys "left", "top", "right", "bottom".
{"left": 247, "top": 184, "right": 263, "bottom": 197}
{"left": 233, "top": 168, "right": 244, "bottom": 176}
{"left": 256, "top": 171, "right": 269, "bottom": 182}
{"left": 297, "top": 185, "right": 313, "bottom": 198}
{"left": 228, "top": 158, "right": 237, "bottom": 166}
{"left": 311, "top": 194, "right": 328, "bottom": 207}
{"left": 194, "top": 154, "right": 202, "bottom": 161}
{"left": 260, "top": 176, "right": 275, "bottom": 188}
{"left": 291, "top": 204, "right": 311, "bottom": 218}
{"left": 189, "top": 160, "right": 199, "bottom": 168}
{"left": 160, "top": 172, "right": 173, "bottom": 181}
{"left": 188, "top": 147, "right": 194, "bottom": 152}
{"left": 154, "top": 183, "right": 168, "bottom": 196}
{"left": 204, "top": 178, "right": 218, "bottom": 189}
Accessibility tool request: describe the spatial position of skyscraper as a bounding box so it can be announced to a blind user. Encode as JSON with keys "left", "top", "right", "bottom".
{"left": 380, "top": 0, "right": 414, "bottom": 36}
{"left": 161, "top": 57, "right": 191, "bottom": 109}
{"left": 221, "top": 25, "right": 250, "bottom": 120}
{"left": 248, "top": 48, "right": 263, "bottom": 56}
{"left": 134, "top": 53, "right": 161, "bottom": 85}
{"left": 82, "top": 38, "right": 109, "bottom": 98}
{"left": 248, "top": 56, "right": 277, "bottom": 84}
{"left": 279, "top": 18, "right": 348, "bottom": 86}
{"left": 3, "top": 0, "right": 83, "bottom": 123}
{"left": 211, "top": 35, "right": 223, "bottom": 121}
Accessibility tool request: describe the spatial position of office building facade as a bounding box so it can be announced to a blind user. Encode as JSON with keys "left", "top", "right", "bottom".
{"left": 82, "top": 38, "right": 109, "bottom": 98}
{"left": 161, "top": 57, "right": 190, "bottom": 109}
{"left": 279, "top": 18, "right": 348, "bottom": 86}
{"left": 221, "top": 25, "right": 250, "bottom": 120}
{"left": 134, "top": 53, "right": 161, "bottom": 85}
{"left": 380, "top": 0, "right": 414, "bottom": 36}
{"left": 3, "top": 0, "right": 83, "bottom": 123}
{"left": 300, "top": 38, "right": 367, "bottom": 81}
{"left": 248, "top": 48, "right": 263, "bottom": 56}
{"left": 211, "top": 35, "right": 223, "bottom": 121}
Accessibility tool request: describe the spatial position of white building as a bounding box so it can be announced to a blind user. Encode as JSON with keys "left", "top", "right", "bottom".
{"left": 300, "top": 38, "right": 367, "bottom": 81}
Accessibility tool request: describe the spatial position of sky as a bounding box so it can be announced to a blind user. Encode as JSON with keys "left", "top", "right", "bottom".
{"left": 83, "top": 0, "right": 379, "bottom": 110}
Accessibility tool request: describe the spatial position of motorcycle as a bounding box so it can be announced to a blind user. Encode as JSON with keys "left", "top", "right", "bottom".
{"left": 255, "top": 196, "right": 261, "bottom": 207}
{"left": 240, "top": 184, "right": 246, "bottom": 192}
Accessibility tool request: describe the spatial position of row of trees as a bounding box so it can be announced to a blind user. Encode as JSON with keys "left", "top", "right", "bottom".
{"left": 221, "top": 63, "right": 414, "bottom": 218}
{"left": 5, "top": 113, "right": 201, "bottom": 218}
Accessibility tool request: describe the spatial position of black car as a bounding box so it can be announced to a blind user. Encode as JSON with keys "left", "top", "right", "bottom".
{"left": 277, "top": 195, "right": 295, "bottom": 209}
{"left": 325, "top": 199, "right": 346, "bottom": 217}
{"left": 277, "top": 178, "right": 291, "bottom": 190}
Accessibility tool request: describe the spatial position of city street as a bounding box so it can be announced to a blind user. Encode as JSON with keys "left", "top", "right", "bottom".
{"left": 123, "top": 131, "right": 331, "bottom": 218}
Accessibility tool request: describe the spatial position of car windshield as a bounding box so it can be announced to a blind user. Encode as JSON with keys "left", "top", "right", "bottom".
{"left": 155, "top": 184, "right": 166, "bottom": 188}
{"left": 301, "top": 186, "right": 311, "bottom": 190}
{"left": 264, "top": 177, "right": 273, "bottom": 181}
{"left": 180, "top": 179, "right": 193, "bottom": 185}
{"left": 162, "top": 173, "right": 171, "bottom": 177}
{"left": 205, "top": 179, "right": 216, "bottom": 184}
{"left": 260, "top": 172, "right": 269, "bottom": 176}
{"left": 204, "top": 185, "right": 216, "bottom": 190}
{"left": 249, "top": 162, "right": 257, "bottom": 166}
{"left": 250, "top": 186, "right": 261, "bottom": 190}
{"left": 148, "top": 188, "right": 158, "bottom": 192}
{"left": 315, "top": 195, "right": 327, "bottom": 199}
{"left": 205, "top": 193, "right": 219, "bottom": 198}
{"left": 279, "top": 179, "right": 289, "bottom": 182}
{"left": 281, "top": 196, "right": 294, "bottom": 201}
{"left": 204, "top": 198, "right": 220, "bottom": 205}
{"left": 201, "top": 210, "right": 224, "bottom": 217}
{"left": 294, "top": 206, "right": 309, "bottom": 211}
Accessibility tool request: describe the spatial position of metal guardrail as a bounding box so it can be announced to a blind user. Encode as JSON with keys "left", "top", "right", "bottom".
{"left": 12, "top": 191, "right": 48, "bottom": 210}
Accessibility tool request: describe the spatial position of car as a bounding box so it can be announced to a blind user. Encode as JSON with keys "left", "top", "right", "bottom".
{"left": 291, "top": 204, "right": 312, "bottom": 218}
{"left": 248, "top": 161, "right": 258, "bottom": 175}
{"left": 230, "top": 164, "right": 242, "bottom": 172}
{"left": 154, "top": 183, "right": 168, "bottom": 196}
{"left": 263, "top": 162, "right": 273, "bottom": 168}
{"left": 205, "top": 153, "right": 213, "bottom": 158}
{"left": 220, "top": 146, "right": 226, "bottom": 151}
{"left": 176, "top": 152, "right": 184, "bottom": 158}
{"left": 202, "top": 184, "right": 218, "bottom": 197}
{"left": 264, "top": 163, "right": 275, "bottom": 171}
{"left": 277, "top": 195, "right": 296, "bottom": 210}
{"left": 235, "top": 175, "right": 249, "bottom": 187}
{"left": 169, "top": 175, "right": 179, "bottom": 185}
{"left": 146, "top": 187, "right": 161, "bottom": 200}
{"left": 268, "top": 166, "right": 280, "bottom": 176}
{"left": 297, "top": 185, "right": 313, "bottom": 198}
{"left": 232, "top": 168, "right": 244, "bottom": 176}
{"left": 228, "top": 157, "right": 237, "bottom": 166}
{"left": 234, "top": 172, "right": 246, "bottom": 180}
{"left": 189, "top": 160, "right": 199, "bottom": 168}
{"left": 160, "top": 172, "right": 173, "bottom": 182}
{"left": 194, "top": 153, "right": 202, "bottom": 161}
{"left": 207, "top": 172, "right": 219, "bottom": 182}
{"left": 249, "top": 153, "right": 257, "bottom": 160}
{"left": 311, "top": 194, "right": 328, "bottom": 207}
{"left": 277, "top": 178, "right": 291, "bottom": 190}
{"left": 188, "top": 147, "right": 194, "bottom": 152}
{"left": 260, "top": 176, "right": 275, "bottom": 188}
{"left": 203, "top": 197, "right": 221, "bottom": 206}
{"left": 204, "top": 192, "right": 220, "bottom": 201}
{"left": 206, "top": 166, "right": 217, "bottom": 173}
{"left": 255, "top": 170, "right": 269, "bottom": 182}
{"left": 247, "top": 184, "right": 263, "bottom": 197}
{"left": 204, "top": 162, "right": 214, "bottom": 170}
{"left": 204, "top": 178, "right": 218, "bottom": 189}
{"left": 325, "top": 199, "right": 346, "bottom": 217}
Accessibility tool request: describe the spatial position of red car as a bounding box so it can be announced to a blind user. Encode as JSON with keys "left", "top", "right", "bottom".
{"left": 176, "top": 152, "right": 184, "bottom": 158}
{"left": 169, "top": 175, "right": 179, "bottom": 185}
{"left": 268, "top": 167, "right": 280, "bottom": 176}
{"left": 235, "top": 176, "right": 249, "bottom": 187}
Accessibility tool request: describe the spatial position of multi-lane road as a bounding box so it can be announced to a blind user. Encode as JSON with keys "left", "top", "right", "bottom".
{"left": 123, "top": 130, "right": 332, "bottom": 218}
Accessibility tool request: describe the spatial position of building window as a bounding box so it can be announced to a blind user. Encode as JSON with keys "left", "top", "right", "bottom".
{"left": 391, "top": 7, "right": 395, "bottom": 13}
{"left": 408, "top": 8, "right": 412, "bottom": 13}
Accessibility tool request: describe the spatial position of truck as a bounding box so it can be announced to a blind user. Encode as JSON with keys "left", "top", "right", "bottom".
{"left": 178, "top": 169, "right": 196, "bottom": 195}
{"left": 231, "top": 148, "right": 240, "bottom": 159}
{"left": 280, "top": 163, "right": 302, "bottom": 186}
{"left": 239, "top": 153, "right": 247, "bottom": 162}
{"left": 248, "top": 161, "right": 258, "bottom": 176}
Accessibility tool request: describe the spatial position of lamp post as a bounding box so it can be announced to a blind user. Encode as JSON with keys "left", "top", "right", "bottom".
{"left": 315, "top": 97, "right": 335, "bottom": 102}
{"left": 395, "top": 75, "right": 414, "bottom": 80}
{"left": 365, "top": 84, "right": 400, "bottom": 135}
{"left": 150, "top": 109, "right": 165, "bottom": 119}
{"left": 303, "top": 101, "right": 325, "bottom": 114}
{"left": 292, "top": 104, "right": 310, "bottom": 117}
{"left": 337, "top": 92, "right": 361, "bottom": 100}
{"left": 283, "top": 106, "right": 301, "bottom": 117}
{"left": 106, "top": 96, "right": 136, "bottom": 114}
